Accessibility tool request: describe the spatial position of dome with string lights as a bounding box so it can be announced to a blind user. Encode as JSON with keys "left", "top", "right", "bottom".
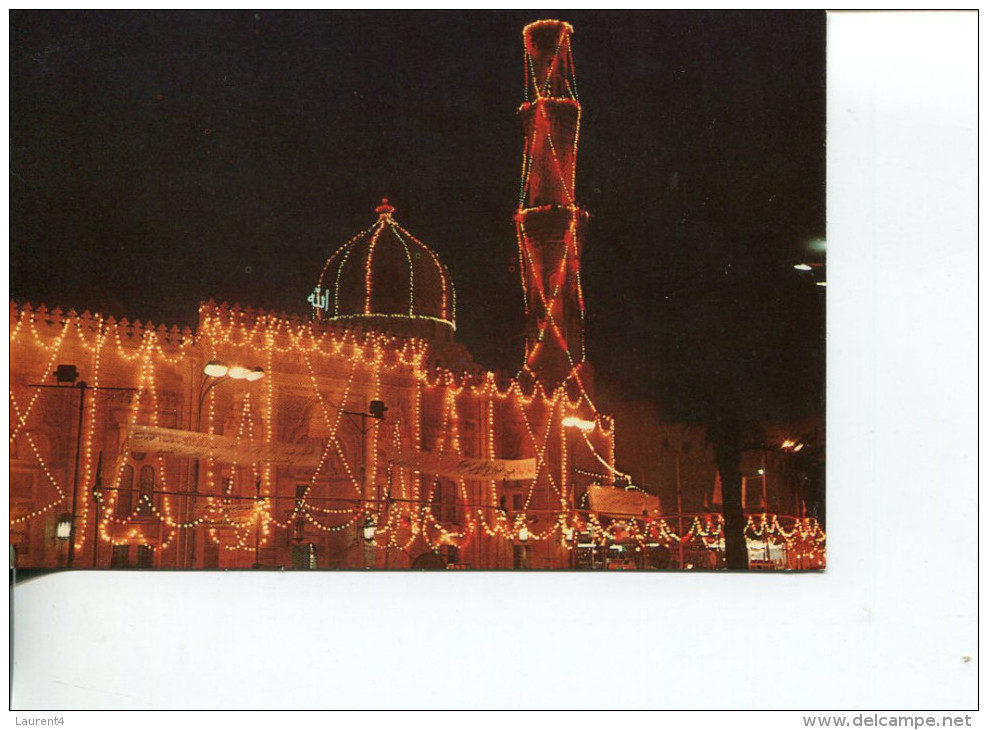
{"left": 311, "top": 199, "right": 456, "bottom": 341}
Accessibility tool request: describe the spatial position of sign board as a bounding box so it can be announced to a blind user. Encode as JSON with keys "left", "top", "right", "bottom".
{"left": 587, "top": 485, "right": 662, "bottom": 518}
{"left": 387, "top": 448, "right": 536, "bottom": 481}
{"left": 123, "top": 424, "right": 322, "bottom": 467}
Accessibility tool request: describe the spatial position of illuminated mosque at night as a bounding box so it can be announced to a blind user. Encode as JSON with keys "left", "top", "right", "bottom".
{"left": 9, "top": 20, "right": 825, "bottom": 570}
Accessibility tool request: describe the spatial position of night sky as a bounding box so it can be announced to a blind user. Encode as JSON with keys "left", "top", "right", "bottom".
{"left": 10, "top": 10, "right": 826, "bottom": 424}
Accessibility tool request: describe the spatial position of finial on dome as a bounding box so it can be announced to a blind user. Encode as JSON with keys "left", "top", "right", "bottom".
{"left": 375, "top": 198, "right": 395, "bottom": 217}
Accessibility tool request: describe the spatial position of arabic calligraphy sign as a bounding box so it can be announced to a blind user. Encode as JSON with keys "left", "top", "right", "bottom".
{"left": 123, "top": 425, "right": 322, "bottom": 467}
{"left": 387, "top": 448, "right": 536, "bottom": 481}
{"left": 587, "top": 485, "right": 662, "bottom": 518}
{"left": 308, "top": 286, "right": 330, "bottom": 312}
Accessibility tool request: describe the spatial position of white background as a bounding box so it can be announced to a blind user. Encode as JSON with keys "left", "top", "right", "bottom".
{"left": 6, "top": 10, "right": 980, "bottom": 717}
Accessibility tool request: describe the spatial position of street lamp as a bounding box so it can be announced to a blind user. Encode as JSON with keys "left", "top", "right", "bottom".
{"left": 186, "top": 359, "right": 265, "bottom": 568}
{"left": 56, "top": 513, "right": 73, "bottom": 541}
{"left": 29, "top": 364, "right": 135, "bottom": 568}
{"left": 197, "top": 361, "right": 265, "bottom": 421}
{"left": 226, "top": 365, "right": 265, "bottom": 382}
{"left": 203, "top": 360, "right": 228, "bottom": 378}
{"left": 562, "top": 413, "right": 596, "bottom": 569}
{"left": 562, "top": 416, "right": 595, "bottom": 432}
{"left": 55, "top": 512, "right": 73, "bottom": 568}
{"left": 252, "top": 477, "right": 265, "bottom": 569}
{"left": 363, "top": 514, "right": 377, "bottom": 543}
{"left": 339, "top": 400, "right": 387, "bottom": 568}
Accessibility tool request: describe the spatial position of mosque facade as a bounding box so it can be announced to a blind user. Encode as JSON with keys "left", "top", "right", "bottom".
{"left": 9, "top": 20, "right": 826, "bottom": 571}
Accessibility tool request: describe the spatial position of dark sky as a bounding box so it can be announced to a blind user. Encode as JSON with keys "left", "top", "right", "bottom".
{"left": 9, "top": 10, "right": 826, "bottom": 424}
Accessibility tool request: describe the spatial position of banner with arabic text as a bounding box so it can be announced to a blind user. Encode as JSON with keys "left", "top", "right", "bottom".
{"left": 387, "top": 448, "right": 536, "bottom": 480}
{"left": 123, "top": 424, "right": 322, "bottom": 467}
{"left": 588, "top": 485, "right": 662, "bottom": 518}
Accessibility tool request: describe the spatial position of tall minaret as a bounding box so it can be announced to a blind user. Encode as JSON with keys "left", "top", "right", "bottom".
{"left": 514, "top": 20, "right": 590, "bottom": 391}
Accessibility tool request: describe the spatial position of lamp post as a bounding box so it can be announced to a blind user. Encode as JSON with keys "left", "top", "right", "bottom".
{"left": 515, "top": 517, "right": 530, "bottom": 569}
{"left": 363, "top": 514, "right": 377, "bottom": 543}
{"left": 55, "top": 512, "right": 72, "bottom": 567}
{"left": 32, "top": 365, "right": 90, "bottom": 569}
{"left": 660, "top": 426, "right": 697, "bottom": 570}
{"left": 67, "top": 380, "right": 86, "bottom": 568}
{"left": 562, "top": 415, "right": 594, "bottom": 569}
{"left": 675, "top": 451, "right": 685, "bottom": 569}
{"left": 186, "top": 359, "right": 264, "bottom": 568}
{"left": 29, "top": 365, "right": 136, "bottom": 568}
{"left": 252, "top": 477, "right": 264, "bottom": 569}
{"left": 340, "top": 400, "right": 387, "bottom": 568}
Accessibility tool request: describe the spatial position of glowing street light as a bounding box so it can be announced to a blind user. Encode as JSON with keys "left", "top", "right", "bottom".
{"left": 794, "top": 261, "right": 825, "bottom": 287}
{"left": 203, "top": 361, "right": 264, "bottom": 382}
{"left": 197, "top": 361, "right": 265, "bottom": 418}
{"left": 562, "top": 416, "right": 595, "bottom": 432}
{"left": 56, "top": 513, "right": 73, "bottom": 541}
{"left": 203, "top": 360, "right": 228, "bottom": 378}
{"left": 363, "top": 515, "right": 377, "bottom": 543}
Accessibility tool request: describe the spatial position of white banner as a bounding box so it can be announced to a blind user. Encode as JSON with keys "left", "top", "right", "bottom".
{"left": 123, "top": 424, "right": 322, "bottom": 467}
{"left": 588, "top": 485, "right": 662, "bottom": 518}
{"left": 388, "top": 448, "right": 536, "bottom": 481}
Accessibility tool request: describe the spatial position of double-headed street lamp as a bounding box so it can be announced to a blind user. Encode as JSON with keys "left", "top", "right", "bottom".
{"left": 199, "top": 360, "right": 264, "bottom": 424}
{"left": 561, "top": 416, "right": 595, "bottom": 432}
{"left": 185, "top": 359, "right": 264, "bottom": 568}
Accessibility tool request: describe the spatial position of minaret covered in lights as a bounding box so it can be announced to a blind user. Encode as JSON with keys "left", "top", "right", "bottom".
{"left": 514, "top": 20, "right": 591, "bottom": 392}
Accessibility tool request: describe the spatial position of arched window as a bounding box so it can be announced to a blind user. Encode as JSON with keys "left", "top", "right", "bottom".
{"left": 115, "top": 465, "right": 135, "bottom": 517}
